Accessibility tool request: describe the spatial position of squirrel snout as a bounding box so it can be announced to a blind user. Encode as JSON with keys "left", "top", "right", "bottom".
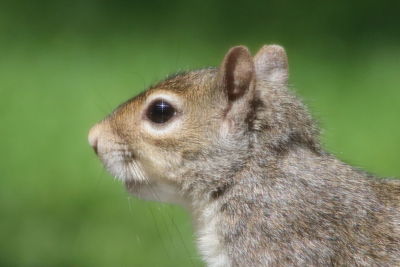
{"left": 88, "top": 124, "right": 101, "bottom": 155}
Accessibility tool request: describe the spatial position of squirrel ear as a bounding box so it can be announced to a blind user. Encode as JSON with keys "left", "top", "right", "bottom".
{"left": 254, "top": 45, "right": 288, "bottom": 85}
{"left": 218, "top": 46, "right": 254, "bottom": 101}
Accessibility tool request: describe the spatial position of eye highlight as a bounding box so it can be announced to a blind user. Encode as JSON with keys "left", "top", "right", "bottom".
{"left": 146, "top": 99, "right": 176, "bottom": 124}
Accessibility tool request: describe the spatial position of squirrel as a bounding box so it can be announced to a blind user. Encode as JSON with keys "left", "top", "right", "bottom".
{"left": 88, "top": 45, "right": 400, "bottom": 266}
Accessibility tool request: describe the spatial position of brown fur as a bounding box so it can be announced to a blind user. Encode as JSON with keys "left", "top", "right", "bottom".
{"left": 89, "top": 45, "right": 400, "bottom": 266}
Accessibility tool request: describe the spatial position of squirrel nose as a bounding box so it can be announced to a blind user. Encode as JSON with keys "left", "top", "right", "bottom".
{"left": 88, "top": 124, "right": 101, "bottom": 155}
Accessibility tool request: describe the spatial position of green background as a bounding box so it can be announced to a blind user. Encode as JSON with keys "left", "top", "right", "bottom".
{"left": 1, "top": 0, "right": 399, "bottom": 266}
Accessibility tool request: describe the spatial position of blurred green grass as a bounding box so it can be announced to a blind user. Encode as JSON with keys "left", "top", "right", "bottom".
{"left": 0, "top": 1, "right": 399, "bottom": 266}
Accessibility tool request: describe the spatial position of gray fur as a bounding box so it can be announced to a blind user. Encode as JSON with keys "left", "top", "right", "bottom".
{"left": 89, "top": 45, "right": 400, "bottom": 266}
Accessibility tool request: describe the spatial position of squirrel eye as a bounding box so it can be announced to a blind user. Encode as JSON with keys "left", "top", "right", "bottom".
{"left": 146, "top": 99, "right": 176, "bottom": 124}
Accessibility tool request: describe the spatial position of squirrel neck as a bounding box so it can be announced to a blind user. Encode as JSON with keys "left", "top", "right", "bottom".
{"left": 181, "top": 130, "right": 325, "bottom": 215}
{"left": 183, "top": 140, "right": 328, "bottom": 266}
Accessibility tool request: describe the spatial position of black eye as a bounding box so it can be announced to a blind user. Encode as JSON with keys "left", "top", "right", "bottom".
{"left": 146, "top": 99, "right": 176, "bottom": 123}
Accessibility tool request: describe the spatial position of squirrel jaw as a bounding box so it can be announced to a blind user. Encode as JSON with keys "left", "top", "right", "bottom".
{"left": 89, "top": 120, "right": 186, "bottom": 204}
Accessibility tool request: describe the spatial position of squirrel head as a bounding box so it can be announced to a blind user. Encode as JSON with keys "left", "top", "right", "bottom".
{"left": 88, "top": 45, "right": 320, "bottom": 202}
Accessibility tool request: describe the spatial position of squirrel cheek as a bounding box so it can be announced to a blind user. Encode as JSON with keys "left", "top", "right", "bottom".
{"left": 145, "top": 150, "right": 182, "bottom": 182}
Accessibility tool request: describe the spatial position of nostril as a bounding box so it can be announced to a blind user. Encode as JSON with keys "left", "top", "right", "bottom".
{"left": 88, "top": 124, "right": 101, "bottom": 155}
{"left": 92, "top": 139, "right": 98, "bottom": 155}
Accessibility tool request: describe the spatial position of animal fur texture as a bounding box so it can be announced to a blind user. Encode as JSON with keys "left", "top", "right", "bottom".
{"left": 89, "top": 45, "right": 400, "bottom": 266}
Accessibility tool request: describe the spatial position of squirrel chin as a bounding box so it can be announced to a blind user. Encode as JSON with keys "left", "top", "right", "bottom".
{"left": 125, "top": 179, "right": 186, "bottom": 205}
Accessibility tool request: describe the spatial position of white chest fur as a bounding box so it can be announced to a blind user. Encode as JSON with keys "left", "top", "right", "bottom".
{"left": 195, "top": 201, "right": 230, "bottom": 267}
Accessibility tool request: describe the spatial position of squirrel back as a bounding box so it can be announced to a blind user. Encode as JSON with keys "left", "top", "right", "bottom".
{"left": 89, "top": 45, "right": 400, "bottom": 266}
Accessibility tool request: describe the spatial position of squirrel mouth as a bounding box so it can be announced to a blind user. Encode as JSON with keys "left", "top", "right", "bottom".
{"left": 99, "top": 148, "right": 148, "bottom": 182}
{"left": 122, "top": 150, "right": 136, "bottom": 163}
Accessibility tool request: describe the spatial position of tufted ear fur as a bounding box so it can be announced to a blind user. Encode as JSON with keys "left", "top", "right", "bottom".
{"left": 254, "top": 45, "right": 288, "bottom": 86}
{"left": 218, "top": 46, "right": 255, "bottom": 102}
